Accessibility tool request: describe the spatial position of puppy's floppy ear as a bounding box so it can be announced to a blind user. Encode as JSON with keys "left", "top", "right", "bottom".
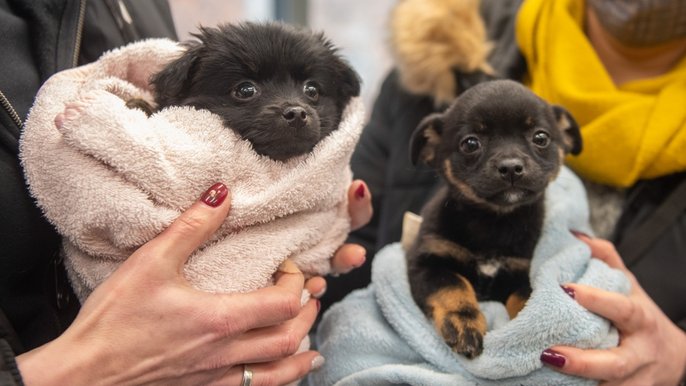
{"left": 150, "top": 42, "right": 202, "bottom": 106}
{"left": 410, "top": 113, "right": 444, "bottom": 166}
{"left": 552, "top": 105, "right": 582, "bottom": 155}
{"left": 335, "top": 61, "right": 361, "bottom": 100}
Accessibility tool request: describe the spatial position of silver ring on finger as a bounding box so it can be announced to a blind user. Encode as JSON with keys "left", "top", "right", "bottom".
{"left": 241, "top": 364, "right": 253, "bottom": 386}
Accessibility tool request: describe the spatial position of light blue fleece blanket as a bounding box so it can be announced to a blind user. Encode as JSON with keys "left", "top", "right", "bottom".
{"left": 309, "top": 167, "right": 630, "bottom": 386}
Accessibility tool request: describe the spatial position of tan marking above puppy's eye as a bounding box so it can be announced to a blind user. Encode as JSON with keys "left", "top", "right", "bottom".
{"left": 557, "top": 113, "right": 571, "bottom": 130}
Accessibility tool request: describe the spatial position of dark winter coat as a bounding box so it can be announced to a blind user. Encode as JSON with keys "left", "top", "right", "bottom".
{"left": 322, "top": 0, "right": 686, "bottom": 334}
{"left": 0, "top": 1, "right": 176, "bottom": 383}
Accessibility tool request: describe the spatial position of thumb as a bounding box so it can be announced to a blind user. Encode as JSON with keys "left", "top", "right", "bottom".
{"left": 137, "top": 182, "right": 231, "bottom": 275}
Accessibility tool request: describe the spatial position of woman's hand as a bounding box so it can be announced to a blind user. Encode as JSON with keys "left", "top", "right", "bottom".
{"left": 541, "top": 235, "right": 686, "bottom": 386}
{"left": 305, "top": 179, "right": 372, "bottom": 298}
{"left": 17, "top": 183, "right": 324, "bottom": 386}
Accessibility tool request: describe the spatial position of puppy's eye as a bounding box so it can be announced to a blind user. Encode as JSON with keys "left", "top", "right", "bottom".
{"left": 460, "top": 136, "right": 481, "bottom": 154}
{"left": 303, "top": 82, "right": 319, "bottom": 101}
{"left": 532, "top": 131, "right": 550, "bottom": 147}
{"left": 233, "top": 82, "right": 258, "bottom": 99}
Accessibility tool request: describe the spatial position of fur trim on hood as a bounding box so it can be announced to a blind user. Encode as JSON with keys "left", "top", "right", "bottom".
{"left": 390, "top": 0, "right": 493, "bottom": 105}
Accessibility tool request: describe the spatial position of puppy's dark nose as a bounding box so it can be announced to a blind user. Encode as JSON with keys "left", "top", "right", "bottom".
{"left": 283, "top": 106, "right": 308, "bottom": 125}
{"left": 497, "top": 158, "right": 525, "bottom": 182}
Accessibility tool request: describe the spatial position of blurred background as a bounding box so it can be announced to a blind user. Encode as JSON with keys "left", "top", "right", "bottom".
{"left": 168, "top": 0, "right": 396, "bottom": 117}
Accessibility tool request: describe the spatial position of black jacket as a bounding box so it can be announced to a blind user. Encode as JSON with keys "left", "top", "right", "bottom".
{"left": 0, "top": 0, "right": 176, "bottom": 383}
{"left": 322, "top": 0, "right": 686, "bottom": 333}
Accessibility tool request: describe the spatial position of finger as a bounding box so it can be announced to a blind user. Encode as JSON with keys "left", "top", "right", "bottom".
{"left": 562, "top": 283, "right": 643, "bottom": 333}
{"left": 348, "top": 180, "right": 373, "bottom": 230}
{"left": 330, "top": 243, "right": 366, "bottom": 274}
{"left": 224, "top": 299, "right": 319, "bottom": 364}
{"left": 541, "top": 345, "right": 641, "bottom": 382}
{"left": 273, "top": 259, "right": 306, "bottom": 297}
{"left": 305, "top": 276, "right": 327, "bottom": 298}
{"left": 207, "top": 271, "right": 307, "bottom": 334}
{"left": 140, "top": 183, "right": 231, "bottom": 274}
{"left": 211, "top": 351, "right": 325, "bottom": 386}
{"left": 574, "top": 235, "right": 626, "bottom": 271}
{"left": 573, "top": 235, "right": 642, "bottom": 294}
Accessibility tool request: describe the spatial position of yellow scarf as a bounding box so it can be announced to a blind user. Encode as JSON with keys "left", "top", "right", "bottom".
{"left": 516, "top": 0, "right": 686, "bottom": 187}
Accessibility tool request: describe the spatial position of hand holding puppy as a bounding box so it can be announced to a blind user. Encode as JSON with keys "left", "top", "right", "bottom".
{"left": 542, "top": 235, "right": 686, "bottom": 386}
{"left": 16, "top": 181, "right": 371, "bottom": 386}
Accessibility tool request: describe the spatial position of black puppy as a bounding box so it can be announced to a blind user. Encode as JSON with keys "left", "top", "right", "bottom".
{"left": 131, "top": 22, "right": 360, "bottom": 161}
{"left": 407, "top": 79, "right": 582, "bottom": 358}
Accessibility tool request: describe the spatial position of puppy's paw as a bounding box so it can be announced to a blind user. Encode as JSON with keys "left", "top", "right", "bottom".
{"left": 426, "top": 281, "right": 487, "bottom": 359}
{"left": 440, "top": 313, "right": 485, "bottom": 358}
{"left": 125, "top": 98, "right": 155, "bottom": 116}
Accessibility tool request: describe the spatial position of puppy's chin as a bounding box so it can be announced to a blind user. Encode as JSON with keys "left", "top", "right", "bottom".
{"left": 486, "top": 188, "right": 543, "bottom": 208}
{"left": 253, "top": 139, "right": 317, "bottom": 161}
{"left": 248, "top": 124, "right": 322, "bottom": 161}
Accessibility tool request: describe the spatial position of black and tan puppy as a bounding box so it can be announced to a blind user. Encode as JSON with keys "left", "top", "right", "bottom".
{"left": 130, "top": 21, "right": 360, "bottom": 161}
{"left": 407, "top": 79, "right": 582, "bottom": 358}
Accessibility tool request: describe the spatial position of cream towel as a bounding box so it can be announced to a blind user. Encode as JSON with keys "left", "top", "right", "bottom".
{"left": 20, "top": 39, "right": 364, "bottom": 302}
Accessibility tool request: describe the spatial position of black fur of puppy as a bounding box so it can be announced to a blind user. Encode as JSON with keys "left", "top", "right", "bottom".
{"left": 131, "top": 22, "right": 360, "bottom": 161}
{"left": 407, "top": 80, "right": 582, "bottom": 358}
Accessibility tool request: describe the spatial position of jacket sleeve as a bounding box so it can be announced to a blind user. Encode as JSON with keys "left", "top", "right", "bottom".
{"left": 0, "top": 310, "right": 23, "bottom": 386}
{"left": 0, "top": 341, "right": 22, "bottom": 386}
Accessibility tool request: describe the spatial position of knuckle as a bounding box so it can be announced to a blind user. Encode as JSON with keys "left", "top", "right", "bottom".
{"left": 574, "top": 358, "right": 591, "bottom": 375}
{"left": 276, "top": 331, "right": 301, "bottom": 357}
{"left": 207, "top": 309, "right": 242, "bottom": 339}
{"left": 642, "top": 308, "right": 657, "bottom": 330}
{"left": 200, "top": 357, "right": 229, "bottom": 372}
{"left": 616, "top": 299, "right": 639, "bottom": 327}
{"left": 254, "top": 373, "right": 278, "bottom": 386}
{"left": 173, "top": 213, "right": 210, "bottom": 239}
{"left": 276, "top": 293, "right": 302, "bottom": 320}
{"left": 610, "top": 356, "right": 630, "bottom": 379}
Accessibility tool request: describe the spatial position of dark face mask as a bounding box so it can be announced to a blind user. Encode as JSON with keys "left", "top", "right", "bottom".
{"left": 587, "top": 0, "right": 686, "bottom": 46}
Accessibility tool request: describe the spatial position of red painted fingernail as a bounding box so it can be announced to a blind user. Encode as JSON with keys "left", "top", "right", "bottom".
{"left": 570, "top": 230, "right": 592, "bottom": 239}
{"left": 540, "top": 349, "right": 566, "bottom": 368}
{"left": 200, "top": 183, "right": 228, "bottom": 207}
{"left": 561, "top": 285, "right": 576, "bottom": 299}
{"left": 355, "top": 184, "right": 366, "bottom": 199}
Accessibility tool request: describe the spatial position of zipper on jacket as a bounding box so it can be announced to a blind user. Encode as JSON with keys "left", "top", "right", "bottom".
{"left": 0, "top": 90, "right": 23, "bottom": 130}
{"left": 105, "top": 0, "right": 141, "bottom": 43}
{"left": 72, "top": 0, "right": 88, "bottom": 67}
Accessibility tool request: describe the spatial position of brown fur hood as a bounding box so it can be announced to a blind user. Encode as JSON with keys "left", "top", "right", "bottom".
{"left": 390, "top": 0, "right": 492, "bottom": 105}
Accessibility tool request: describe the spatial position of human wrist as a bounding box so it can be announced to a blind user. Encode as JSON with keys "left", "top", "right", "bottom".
{"left": 678, "top": 328, "right": 686, "bottom": 386}
{"left": 16, "top": 337, "right": 102, "bottom": 386}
